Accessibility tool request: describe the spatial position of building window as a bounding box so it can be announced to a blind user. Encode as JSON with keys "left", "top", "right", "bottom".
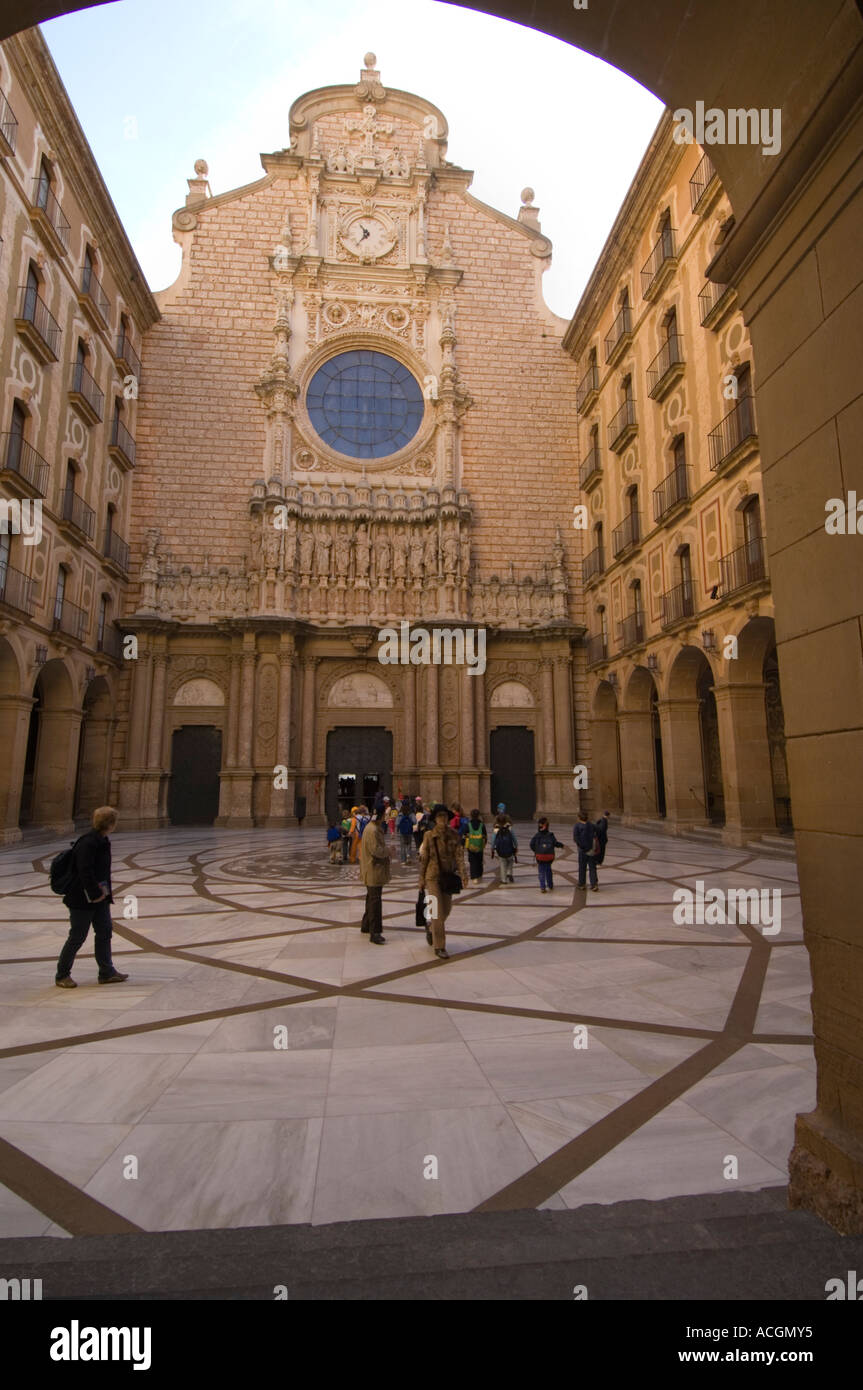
{"left": 97, "top": 593, "right": 109, "bottom": 646}
{"left": 34, "top": 155, "right": 52, "bottom": 210}
{"left": 306, "top": 349, "right": 424, "bottom": 459}
{"left": 54, "top": 565, "right": 67, "bottom": 624}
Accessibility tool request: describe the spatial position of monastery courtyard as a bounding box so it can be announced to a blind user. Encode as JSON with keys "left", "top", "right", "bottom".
{"left": 0, "top": 825, "right": 813, "bottom": 1237}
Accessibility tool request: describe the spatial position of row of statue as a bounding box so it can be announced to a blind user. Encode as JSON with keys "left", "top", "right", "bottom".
{"left": 250, "top": 512, "right": 471, "bottom": 586}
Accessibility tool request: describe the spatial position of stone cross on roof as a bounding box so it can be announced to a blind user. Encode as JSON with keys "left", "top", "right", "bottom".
{"left": 346, "top": 104, "right": 393, "bottom": 160}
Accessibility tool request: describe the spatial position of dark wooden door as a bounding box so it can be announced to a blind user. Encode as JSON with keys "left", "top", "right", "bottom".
{"left": 326, "top": 727, "right": 392, "bottom": 822}
{"left": 490, "top": 726, "right": 535, "bottom": 819}
{"left": 168, "top": 726, "right": 222, "bottom": 825}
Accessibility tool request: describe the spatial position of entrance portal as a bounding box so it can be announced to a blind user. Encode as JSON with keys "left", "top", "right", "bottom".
{"left": 168, "top": 726, "right": 222, "bottom": 825}
{"left": 326, "top": 726, "right": 392, "bottom": 823}
{"left": 490, "top": 726, "right": 535, "bottom": 819}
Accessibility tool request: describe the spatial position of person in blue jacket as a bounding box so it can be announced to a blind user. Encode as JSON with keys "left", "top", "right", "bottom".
{"left": 529, "top": 817, "right": 564, "bottom": 892}
{"left": 573, "top": 809, "right": 600, "bottom": 891}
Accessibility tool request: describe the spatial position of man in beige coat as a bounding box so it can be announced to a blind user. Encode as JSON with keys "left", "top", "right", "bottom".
{"left": 359, "top": 811, "right": 390, "bottom": 944}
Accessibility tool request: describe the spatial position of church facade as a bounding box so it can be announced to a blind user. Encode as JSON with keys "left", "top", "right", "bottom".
{"left": 117, "top": 54, "right": 583, "bottom": 829}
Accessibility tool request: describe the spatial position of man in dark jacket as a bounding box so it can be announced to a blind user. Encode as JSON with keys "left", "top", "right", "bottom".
{"left": 595, "top": 811, "right": 610, "bottom": 865}
{"left": 573, "top": 810, "right": 600, "bottom": 891}
{"left": 55, "top": 806, "right": 129, "bottom": 987}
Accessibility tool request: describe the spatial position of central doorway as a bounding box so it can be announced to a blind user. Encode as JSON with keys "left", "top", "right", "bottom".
{"left": 490, "top": 726, "right": 535, "bottom": 819}
{"left": 168, "top": 726, "right": 222, "bottom": 825}
{"left": 326, "top": 726, "right": 393, "bottom": 822}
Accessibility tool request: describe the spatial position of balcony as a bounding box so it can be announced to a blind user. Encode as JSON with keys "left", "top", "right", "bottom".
{"left": 68, "top": 360, "right": 104, "bottom": 425}
{"left": 60, "top": 488, "right": 96, "bottom": 542}
{"left": 0, "top": 86, "right": 18, "bottom": 156}
{"left": 646, "top": 334, "right": 685, "bottom": 401}
{"left": 0, "top": 433, "right": 49, "bottom": 498}
{"left": 109, "top": 416, "right": 136, "bottom": 470}
{"left": 579, "top": 444, "right": 602, "bottom": 490}
{"left": 719, "top": 536, "right": 767, "bottom": 597}
{"left": 0, "top": 563, "right": 36, "bottom": 616}
{"left": 660, "top": 580, "right": 695, "bottom": 628}
{"left": 604, "top": 304, "right": 632, "bottom": 366}
{"left": 612, "top": 510, "right": 641, "bottom": 558}
{"left": 586, "top": 634, "right": 608, "bottom": 666}
{"left": 690, "top": 152, "right": 720, "bottom": 214}
{"left": 97, "top": 623, "right": 123, "bottom": 661}
{"left": 103, "top": 527, "right": 130, "bottom": 575}
{"left": 608, "top": 397, "right": 637, "bottom": 453}
{"left": 699, "top": 280, "right": 735, "bottom": 330}
{"left": 618, "top": 612, "right": 645, "bottom": 650}
{"left": 53, "top": 597, "right": 88, "bottom": 642}
{"left": 30, "top": 178, "right": 71, "bottom": 257}
{"left": 576, "top": 361, "right": 599, "bottom": 413}
{"left": 641, "top": 227, "right": 677, "bottom": 300}
{"left": 582, "top": 545, "right": 605, "bottom": 585}
{"left": 78, "top": 265, "right": 110, "bottom": 330}
{"left": 708, "top": 395, "right": 758, "bottom": 472}
{"left": 15, "top": 284, "right": 61, "bottom": 364}
{"left": 115, "top": 332, "right": 142, "bottom": 384}
{"left": 653, "top": 463, "right": 690, "bottom": 523}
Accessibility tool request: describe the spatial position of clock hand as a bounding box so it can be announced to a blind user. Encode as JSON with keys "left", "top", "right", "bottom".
{"left": 359, "top": 225, "right": 370, "bottom": 239}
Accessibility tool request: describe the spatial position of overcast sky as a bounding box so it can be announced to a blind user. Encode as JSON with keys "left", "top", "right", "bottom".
{"left": 42, "top": 0, "right": 664, "bottom": 318}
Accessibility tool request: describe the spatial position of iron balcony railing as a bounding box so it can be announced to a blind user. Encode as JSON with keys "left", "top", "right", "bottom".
{"left": 708, "top": 395, "right": 757, "bottom": 470}
{"left": 586, "top": 634, "right": 608, "bottom": 666}
{"left": 32, "top": 177, "right": 71, "bottom": 252}
{"left": 608, "top": 396, "right": 637, "bottom": 451}
{"left": 612, "top": 510, "right": 640, "bottom": 557}
{"left": 80, "top": 264, "right": 110, "bottom": 325}
{"left": 582, "top": 545, "right": 604, "bottom": 584}
{"left": 70, "top": 360, "right": 105, "bottom": 419}
{"left": 61, "top": 488, "right": 96, "bottom": 541}
{"left": 646, "top": 334, "right": 684, "bottom": 397}
{"left": 103, "top": 527, "right": 130, "bottom": 572}
{"left": 641, "top": 226, "right": 676, "bottom": 296}
{"left": 579, "top": 444, "right": 601, "bottom": 487}
{"left": 53, "top": 597, "right": 88, "bottom": 641}
{"left": 1, "top": 432, "right": 49, "bottom": 494}
{"left": 98, "top": 623, "right": 123, "bottom": 660}
{"left": 604, "top": 304, "right": 632, "bottom": 362}
{"left": 115, "top": 332, "right": 142, "bottom": 381}
{"left": 690, "top": 152, "right": 717, "bottom": 212}
{"left": 698, "top": 280, "right": 732, "bottom": 324}
{"left": 653, "top": 463, "right": 689, "bottom": 522}
{"left": 0, "top": 86, "right": 18, "bottom": 153}
{"left": 661, "top": 580, "right": 695, "bottom": 626}
{"left": 576, "top": 362, "right": 599, "bottom": 411}
{"left": 619, "top": 612, "right": 645, "bottom": 649}
{"left": 110, "top": 415, "right": 136, "bottom": 466}
{"left": 0, "top": 562, "right": 36, "bottom": 615}
{"left": 719, "top": 536, "right": 767, "bottom": 596}
{"left": 17, "top": 284, "right": 61, "bottom": 357}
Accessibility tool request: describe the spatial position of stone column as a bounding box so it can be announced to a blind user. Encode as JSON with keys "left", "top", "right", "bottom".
{"left": 616, "top": 708, "right": 658, "bottom": 818}
{"left": 146, "top": 654, "right": 168, "bottom": 768}
{"left": 402, "top": 663, "right": 416, "bottom": 776}
{"left": 540, "top": 659, "right": 556, "bottom": 765}
{"left": 474, "top": 666, "right": 490, "bottom": 813}
{"left": 267, "top": 635, "right": 296, "bottom": 827}
{"left": 117, "top": 645, "right": 152, "bottom": 826}
{"left": 217, "top": 652, "right": 242, "bottom": 826}
{"left": 657, "top": 696, "right": 710, "bottom": 828}
{"left": 460, "top": 663, "right": 479, "bottom": 811}
{"left": 31, "top": 704, "right": 83, "bottom": 834}
{"left": 590, "top": 706, "right": 622, "bottom": 813}
{"left": 227, "top": 642, "right": 257, "bottom": 827}
{"left": 712, "top": 680, "right": 776, "bottom": 843}
{"left": 300, "top": 656, "right": 317, "bottom": 771}
{"left": 0, "top": 696, "right": 33, "bottom": 843}
{"left": 553, "top": 655, "right": 574, "bottom": 768}
{"left": 424, "top": 662, "right": 439, "bottom": 803}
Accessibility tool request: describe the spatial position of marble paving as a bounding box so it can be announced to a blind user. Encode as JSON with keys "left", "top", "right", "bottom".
{"left": 0, "top": 823, "right": 813, "bottom": 1235}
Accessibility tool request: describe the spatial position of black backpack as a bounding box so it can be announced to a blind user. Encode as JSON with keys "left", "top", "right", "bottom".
{"left": 49, "top": 837, "right": 83, "bottom": 896}
{"left": 495, "top": 827, "right": 515, "bottom": 857}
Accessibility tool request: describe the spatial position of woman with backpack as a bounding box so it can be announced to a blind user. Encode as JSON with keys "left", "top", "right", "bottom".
{"left": 418, "top": 803, "right": 461, "bottom": 960}
{"left": 491, "top": 807, "right": 518, "bottom": 885}
{"left": 465, "top": 810, "right": 487, "bottom": 883}
{"left": 529, "top": 817, "right": 564, "bottom": 893}
{"left": 397, "top": 803, "right": 415, "bottom": 863}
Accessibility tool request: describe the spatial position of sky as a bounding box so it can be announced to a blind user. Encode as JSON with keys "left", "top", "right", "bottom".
{"left": 41, "top": 0, "right": 664, "bottom": 317}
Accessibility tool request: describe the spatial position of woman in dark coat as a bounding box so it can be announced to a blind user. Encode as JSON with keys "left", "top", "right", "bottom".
{"left": 418, "top": 803, "right": 461, "bottom": 960}
{"left": 55, "top": 806, "right": 128, "bottom": 988}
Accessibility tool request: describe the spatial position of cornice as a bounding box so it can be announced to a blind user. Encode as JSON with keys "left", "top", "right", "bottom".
{"left": 172, "top": 172, "right": 277, "bottom": 232}
{"left": 462, "top": 191, "right": 553, "bottom": 257}
{"left": 6, "top": 28, "right": 159, "bottom": 330}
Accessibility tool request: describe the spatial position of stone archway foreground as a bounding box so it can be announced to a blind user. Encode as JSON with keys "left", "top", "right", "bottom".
{"left": 2, "top": 0, "right": 862, "bottom": 1230}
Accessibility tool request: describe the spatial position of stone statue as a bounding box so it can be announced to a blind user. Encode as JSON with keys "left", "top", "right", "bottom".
{"left": 250, "top": 512, "right": 264, "bottom": 572}
{"left": 393, "top": 527, "right": 408, "bottom": 580}
{"left": 299, "top": 524, "right": 314, "bottom": 574}
{"left": 443, "top": 528, "right": 458, "bottom": 577}
{"left": 315, "top": 526, "right": 332, "bottom": 578}
{"left": 263, "top": 517, "right": 282, "bottom": 570}
{"left": 376, "top": 528, "right": 392, "bottom": 580}
{"left": 335, "top": 524, "right": 351, "bottom": 578}
{"left": 283, "top": 516, "right": 297, "bottom": 577}
{"left": 423, "top": 526, "right": 439, "bottom": 578}
{"left": 140, "top": 529, "right": 160, "bottom": 610}
{"left": 460, "top": 532, "right": 471, "bottom": 581}
{"left": 355, "top": 523, "right": 371, "bottom": 579}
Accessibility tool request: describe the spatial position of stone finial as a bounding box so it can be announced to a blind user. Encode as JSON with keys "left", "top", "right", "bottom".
{"left": 518, "top": 187, "right": 541, "bottom": 231}
{"left": 364, "top": 51, "right": 377, "bottom": 68}
{"left": 521, "top": 187, "right": 535, "bottom": 205}
{"left": 194, "top": 159, "right": 209, "bottom": 177}
{"left": 186, "top": 159, "right": 212, "bottom": 206}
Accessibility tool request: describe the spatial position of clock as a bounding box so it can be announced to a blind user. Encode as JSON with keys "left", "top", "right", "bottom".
{"left": 340, "top": 213, "right": 395, "bottom": 262}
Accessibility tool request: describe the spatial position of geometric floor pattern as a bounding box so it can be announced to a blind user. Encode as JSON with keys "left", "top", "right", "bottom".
{"left": 0, "top": 824, "right": 814, "bottom": 1237}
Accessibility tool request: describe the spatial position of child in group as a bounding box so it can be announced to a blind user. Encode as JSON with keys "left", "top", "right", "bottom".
{"left": 397, "top": 804, "right": 415, "bottom": 863}
{"left": 326, "top": 819, "right": 342, "bottom": 864}
{"left": 491, "top": 810, "right": 518, "bottom": 885}
{"left": 465, "top": 810, "right": 487, "bottom": 884}
{"left": 529, "top": 816, "right": 564, "bottom": 892}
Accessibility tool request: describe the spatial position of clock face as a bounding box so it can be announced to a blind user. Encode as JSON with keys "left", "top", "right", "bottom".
{"left": 341, "top": 215, "right": 394, "bottom": 261}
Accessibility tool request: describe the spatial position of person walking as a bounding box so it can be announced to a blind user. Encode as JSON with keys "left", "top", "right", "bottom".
{"left": 448, "top": 801, "right": 469, "bottom": 888}
{"left": 55, "top": 806, "right": 128, "bottom": 988}
{"left": 413, "top": 799, "right": 430, "bottom": 856}
{"left": 573, "top": 809, "right": 600, "bottom": 891}
{"left": 418, "top": 803, "right": 461, "bottom": 959}
{"left": 359, "top": 811, "right": 390, "bottom": 944}
{"left": 349, "top": 804, "right": 369, "bottom": 863}
{"left": 340, "top": 807, "right": 352, "bottom": 862}
{"left": 491, "top": 809, "right": 518, "bottom": 885}
{"left": 326, "top": 819, "right": 342, "bottom": 864}
{"left": 397, "top": 802, "right": 415, "bottom": 863}
{"left": 595, "top": 811, "right": 610, "bottom": 865}
{"left": 529, "top": 817, "right": 564, "bottom": 892}
{"left": 465, "top": 809, "right": 487, "bottom": 884}
{"left": 383, "top": 798, "right": 396, "bottom": 836}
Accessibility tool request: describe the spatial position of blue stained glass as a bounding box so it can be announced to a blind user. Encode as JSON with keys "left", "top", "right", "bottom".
{"left": 306, "top": 350, "right": 424, "bottom": 459}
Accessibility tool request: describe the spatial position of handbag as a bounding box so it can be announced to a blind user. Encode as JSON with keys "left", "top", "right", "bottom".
{"left": 415, "top": 889, "right": 427, "bottom": 927}
{"left": 433, "top": 835, "right": 462, "bottom": 895}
